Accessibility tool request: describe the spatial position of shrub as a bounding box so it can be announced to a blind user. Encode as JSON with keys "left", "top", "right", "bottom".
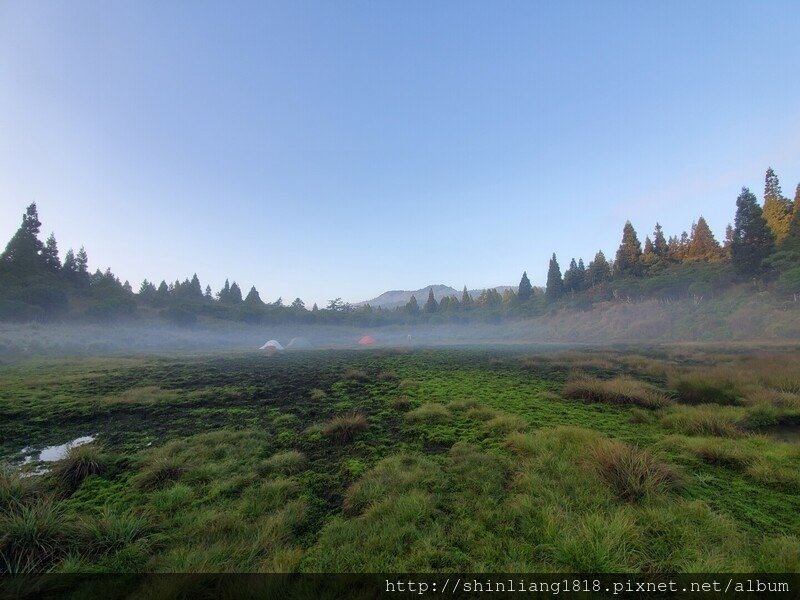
{"left": 564, "top": 374, "right": 671, "bottom": 409}
{"left": 405, "top": 403, "right": 451, "bottom": 424}
{"left": 590, "top": 439, "right": 681, "bottom": 502}
{"left": 321, "top": 413, "right": 368, "bottom": 444}
{"left": 51, "top": 444, "right": 106, "bottom": 490}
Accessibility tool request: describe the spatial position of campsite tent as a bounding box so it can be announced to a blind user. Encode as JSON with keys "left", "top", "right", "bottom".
{"left": 287, "top": 337, "right": 312, "bottom": 349}
{"left": 358, "top": 335, "right": 376, "bottom": 347}
{"left": 259, "top": 340, "right": 285, "bottom": 353}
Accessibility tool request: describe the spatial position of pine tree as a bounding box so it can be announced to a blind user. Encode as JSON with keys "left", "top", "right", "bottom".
{"left": 63, "top": 249, "right": 77, "bottom": 277}
{"left": 653, "top": 223, "right": 668, "bottom": 257}
{"left": 188, "top": 274, "right": 203, "bottom": 298}
{"left": 576, "top": 259, "right": 587, "bottom": 291}
{"left": 204, "top": 285, "right": 213, "bottom": 300}
{"left": 0, "top": 203, "right": 46, "bottom": 274}
{"left": 291, "top": 297, "right": 305, "bottom": 310}
{"left": 723, "top": 224, "right": 734, "bottom": 259}
{"left": 545, "top": 253, "right": 563, "bottom": 302}
{"left": 405, "top": 294, "right": 419, "bottom": 315}
{"left": 461, "top": 286, "right": 472, "bottom": 308}
{"left": 762, "top": 168, "right": 793, "bottom": 243}
{"left": 614, "top": 221, "right": 643, "bottom": 276}
{"left": 782, "top": 194, "right": 800, "bottom": 253}
{"left": 244, "top": 286, "right": 262, "bottom": 305}
{"left": 686, "top": 216, "right": 723, "bottom": 261}
{"left": 586, "top": 251, "right": 611, "bottom": 286}
{"left": 42, "top": 233, "right": 61, "bottom": 271}
{"left": 643, "top": 237, "right": 654, "bottom": 256}
{"left": 563, "top": 258, "right": 579, "bottom": 293}
{"left": 732, "top": 187, "right": 775, "bottom": 276}
{"left": 218, "top": 279, "right": 231, "bottom": 303}
{"left": 424, "top": 288, "right": 438, "bottom": 313}
{"left": 229, "top": 282, "right": 243, "bottom": 303}
{"left": 75, "top": 247, "right": 90, "bottom": 285}
{"left": 517, "top": 271, "right": 533, "bottom": 302}
{"left": 312, "top": 303, "right": 319, "bottom": 312}
{"left": 156, "top": 280, "right": 170, "bottom": 302}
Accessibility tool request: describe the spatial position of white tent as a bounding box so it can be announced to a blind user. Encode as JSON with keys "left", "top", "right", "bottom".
{"left": 259, "top": 340, "right": 284, "bottom": 351}
{"left": 287, "top": 337, "right": 312, "bottom": 349}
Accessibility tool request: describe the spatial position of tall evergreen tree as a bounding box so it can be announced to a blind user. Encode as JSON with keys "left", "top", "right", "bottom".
{"left": 0, "top": 203, "right": 46, "bottom": 273}
{"left": 643, "top": 237, "right": 654, "bottom": 256}
{"left": 62, "top": 249, "right": 77, "bottom": 277}
{"left": 218, "top": 279, "right": 231, "bottom": 303}
{"left": 545, "top": 253, "right": 563, "bottom": 302}
{"left": 423, "top": 288, "right": 438, "bottom": 313}
{"left": 563, "top": 258, "right": 580, "bottom": 293}
{"left": 75, "top": 247, "right": 89, "bottom": 283}
{"left": 405, "top": 294, "right": 419, "bottom": 315}
{"left": 244, "top": 286, "right": 263, "bottom": 305}
{"left": 291, "top": 297, "right": 305, "bottom": 310}
{"left": 686, "top": 216, "right": 723, "bottom": 261}
{"left": 586, "top": 251, "right": 611, "bottom": 286}
{"left": 762, "top": 167, "right": 793, "bottom": 243}
{"left": 614, "top": 221, "right": 643, "bottom": 276}
{"left": 461, "top": 285, "right": 472, "bottom": 308}
{"left": 653, "top": 223, "right": 668, "bottom": 257}
{"left": 576, "top": 259, "right": 587, "bottom": 291}
{"left": 517, "top": 271, "right": 533, "bottom": 301}
{"left": 188, "top": 274, "right": 203, "bottom": 298}
{"left": 42, "top": 233, "right": 61, "bottom": 271}
{"left": 782, "top": 195, "right": 800, "bottom": 253}
{"left": 204, "top": 285, "right": 213, "bottom": 300}
{"left": 156, "top": 280, "right": 170, "bottom": 302}
{"left": 229, "top": 282, "right": 243, "bottom": 303}
{"left": 732, "top": 187, "right": 775, "bottom": 276}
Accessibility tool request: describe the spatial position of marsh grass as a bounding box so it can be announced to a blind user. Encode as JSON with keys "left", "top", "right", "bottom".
{"left": 389, "top": 396, "right": 413, "bottom": 411}
{"left": 564, "top": 373, "right": 671, "bottom": 409}
{"left": 660, "top": 405, "right": 743, "bottom": 437}
{"left": 0, "top": 499, "right": 70, "bottom": 573}
{"left": 80, "top": 507, "right": 149, "bottom": 556}
{"left": 405, "top": 403, "right": 451, "bottom": 424}
{"left": 321, "top": 413, "right": 368, "bottom": 443}
{"left": 589, "top": 440, "right": 681, "bottom": 502}
{"left": 309, "top": 388, "right": 327, "bottom": 401}
{"left": 258, "top": 451, "right": 307, "bottom": 475}
{"left": 135, "top": 456, "right": 187, "bottom": 491}
{"left": 51, "top": 444, "right": 106, "bottom": 491}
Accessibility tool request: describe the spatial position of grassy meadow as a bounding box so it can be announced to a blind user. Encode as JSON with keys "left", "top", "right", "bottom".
{"left": 1, "top": 345, "right": 799, "bottom": 573}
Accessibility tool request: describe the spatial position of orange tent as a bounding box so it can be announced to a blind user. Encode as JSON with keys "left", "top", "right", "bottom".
{"left": 358, "top": 335, "right": 376, "bottom": 347}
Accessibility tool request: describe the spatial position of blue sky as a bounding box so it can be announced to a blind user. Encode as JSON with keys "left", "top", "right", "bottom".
{"left": 1, "top": 1, "right": 799, "bottom": 306}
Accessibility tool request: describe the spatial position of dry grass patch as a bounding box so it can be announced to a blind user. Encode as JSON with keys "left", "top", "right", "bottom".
{"left": 321, "top": 413, "right": 368, "bottom": 444}
{"left": 483, "top": 413, "right": 527, "bottom": 435}
{"left": 376, "top": 370, "right": 399, "bottom": 382}
{"left": 342, "top": 369, "right": 369, "bottom": 382}
{"left": 660, "top": 405, "right": 743, "bottom": 437}
{"left": 389, "top": 396, "right": 413, "bottom": 411}
{"left": 51, "top": 444, "right": 106, "bottom": 490}
{"left": 589, "top": 439, "right": 681, "bottom": 502}
{"left": 405, "top": 403, "right": 450, "bottom": 424}
{"left": 309, "top": 388, "right": 327, "bottom": 401}
{"left": 564, "top": 373, "right": 671, "bottom": 409}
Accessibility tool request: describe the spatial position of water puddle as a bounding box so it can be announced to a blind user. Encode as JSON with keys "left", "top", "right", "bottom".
{"left": 763, "top": 426, "right": 800, "bottom": 444}
{"left": 19, "top": 434, "right": 97, "bottom": 465}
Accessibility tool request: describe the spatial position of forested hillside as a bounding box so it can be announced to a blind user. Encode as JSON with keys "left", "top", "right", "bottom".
{"left": 1, "top": 167, "right": 799, "bottom": 329}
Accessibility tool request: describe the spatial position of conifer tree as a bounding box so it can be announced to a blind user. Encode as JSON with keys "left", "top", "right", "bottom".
{"left": 312, "top": 303, "right": 319, "bottom": 312}
{"left": 586, "top": 251, "right": 611, "bottom": 286}
{"left": 244, "top": 286, "right": 262, "bottom": 305}
{"left": 156, "top": 280, "right": 170, "bottom": 301}
{"left": 762, "top": 168, "right": 793, "bottom": 243}
{"left": 563, "top": 258, "right": 579, "bottom": 293}
{"left": 189, "top": 274, "right": 203, "bottom": 298}
{"left": 204, "top": 285, "right": 213, "bottom": 300}
{"left": 461, "top": 285, "right": 472, "bottom": 308}
{"left": 614, "top": 221, "right": 643, "bottom": 276}
{"left": 218, "top": 279, "right": 231, "bottom": 303}
{"left": 517, "top": 271, "right": 533, "bottom": 302}
{"left": 405, "top": 294, "right": 419, "bottom": 315}
{"left": 75, "top": 247, "right": 89, "bottom": 283}
{"left": 42, "top": 233, "right": 61, "bottom": 271}
{"left": 686, "top": 216, "right": 723, "bottom": 261}
{"left": 576, "top": 259, "right": 587, "bottom": 291}
{"left": 545, "top": 253, "right": 563, "bottom": 302}
{"left": 0, "top": 203, "right": 46, "bottom": 273}
{"left": 424, "top": 288, "right": 438, "bottom": 313}
{"left": 291, "top": 297, "right": 305, "bottom": 310}
{"left": 732, "top": 187, "right": 775, "bottom": 276}
{"left": 782, "top": 195, "right": 800, "bottom": 253}
{"left": 643, "top": 237, "right": 654, "bottom": 256}
{"left": 653, "top": 223, "right": 668, "bottom": 257}
{"left": 63, "top": 249, "right": 77, "bottom": 277}
{"left": 229, "top": 282, "right": 243, "bottom": 303}
{"left": 723, "top": 224, "right": 734, "bottom": 259}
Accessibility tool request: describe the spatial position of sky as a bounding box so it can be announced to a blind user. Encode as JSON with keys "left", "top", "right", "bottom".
{"left": 1, "top": 1, "right": 799, "bottom": 306}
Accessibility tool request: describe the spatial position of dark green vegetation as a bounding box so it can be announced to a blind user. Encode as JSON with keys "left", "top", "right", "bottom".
{"left": 2, "top": 168, "right": 799, "bottom": 328}
{"left": 2, "top": 346, "right": 799, "bottom": 573}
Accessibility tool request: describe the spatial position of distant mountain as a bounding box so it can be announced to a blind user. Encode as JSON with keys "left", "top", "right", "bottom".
{"left": 358, "top": 284, "right": 516, "bottom": 309}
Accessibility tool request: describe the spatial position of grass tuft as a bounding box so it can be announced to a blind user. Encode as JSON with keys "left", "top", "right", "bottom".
{"left": 564, "top": 373, "right": 671, "bottom": 409}
{"left": 321, "top": 413, "right": 368, "bottom": 443}
{"left": 405, "top": 403, "right": 451, "bottom": 424}
{"left": 589, "top": 439, "right": 681, "bottom": 502}
{"left": 51, "top": 444, "right": 106, "bottom": 491}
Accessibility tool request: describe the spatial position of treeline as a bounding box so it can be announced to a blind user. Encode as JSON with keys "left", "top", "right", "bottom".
{"left": 1, "top": 167, "right": 799, "bottom": 326}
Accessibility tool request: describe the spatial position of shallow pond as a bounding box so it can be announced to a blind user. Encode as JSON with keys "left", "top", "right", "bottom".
{"left": 20, "top": 434, "right": 97, "bottom": 464}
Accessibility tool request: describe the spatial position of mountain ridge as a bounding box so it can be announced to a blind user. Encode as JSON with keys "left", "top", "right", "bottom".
{"left": 357, "top": 284, "right": 516, "bottom": 309}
